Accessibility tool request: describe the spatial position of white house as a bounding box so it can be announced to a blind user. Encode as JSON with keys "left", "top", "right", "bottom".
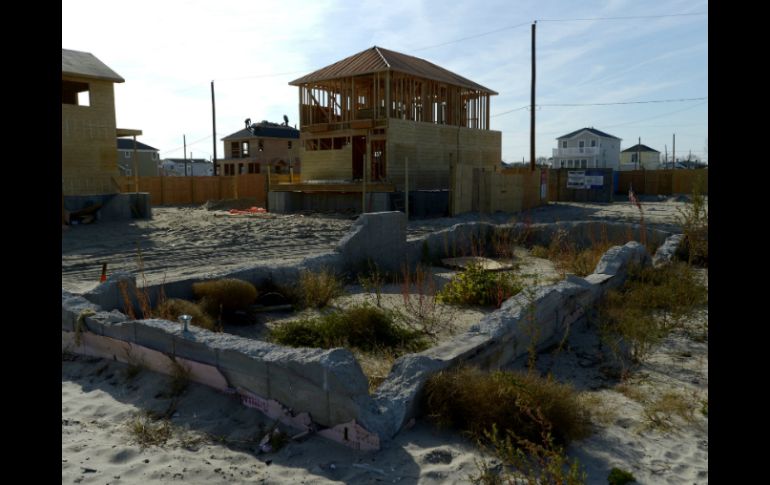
{"left": 552, "top": 127, "right": 621, "bottom": 170}
{"left": 160, "top": 158, "right": 214, "bottom": 176}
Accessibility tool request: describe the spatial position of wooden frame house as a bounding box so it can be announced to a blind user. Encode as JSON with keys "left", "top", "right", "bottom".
{"left": 287, "top": 46, "right": 501, "bottom": 193}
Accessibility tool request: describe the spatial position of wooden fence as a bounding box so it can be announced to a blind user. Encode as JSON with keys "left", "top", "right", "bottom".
{"left": 451, "top": 165, "right": 545, "bottom": 215}
{"left": 616, "top": 170, "right": 708, "bottom": 195}
{"left": 115, "top": 174, "right": 267, "bottom": 206}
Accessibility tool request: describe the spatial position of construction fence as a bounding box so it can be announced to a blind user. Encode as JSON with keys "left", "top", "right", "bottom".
{"left": 616, "top": 170, "right": 708, "bottom": 196}
{"left": 115, "top": 174, "right": 267, "bottom": 206}
{"left": 451, "top": 165, "right": 545, "bottom": 215}
{"left": 548, "top": 168, "right": 614, "bottom": 203}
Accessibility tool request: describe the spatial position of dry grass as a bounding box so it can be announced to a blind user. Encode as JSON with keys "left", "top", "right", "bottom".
{"left": 424, "top": 367, "right": 590, "bottom": 446}
{"left": 578, "top": 392, "right": 618, "bottom": 426}
{"left": 127, "top": 413, "right": 172, "bottom": 448}
{"left": 295, "top": 268, "right": 345, "bottom": 309}
{"left": 352, "top": 349, "right": 397, "bottom": 393}
{"left": 156, "top": 298, "right": 215, "bottom": 331}
{"left": 192, "top": 278, "right": 257, "bottom": 313}
{"left": 642, "top": 390, "right": 697, "bottom": 431}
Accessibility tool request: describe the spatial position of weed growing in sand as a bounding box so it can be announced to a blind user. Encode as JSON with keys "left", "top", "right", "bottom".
{"left": 270, "top": 303, "right": 427, "bottom": 353}
{"left": 598, "top": 262, "right": 707, "bottom": 367}
{"left": 578, "top": 393, "right": 618, "bottom": 426}
{"left": 168, "top": 358, "right": 192, "bottom": 397}
{"left": 470, "top": 423, "right": 587, "bottom": 485}
{"left": 122, "top": 347, "right": 145, "bottom": 381}
{"left": 430, "top": 367, "right": 590, "bottom": 484}
{"left": 677, "top": 173, "right": 708, "bottom": 266}
{"left": 295, "top": 268, "right": 345, "bottom": 309}
{"left": 352, "top": 348, "right": 398, "bottom": 392}
{"left": 642, "top": 391, "right": 696, "bottom": 431}
{"left": 530, "top": 227, "right": 614, "bottom": 278}
{"left": 437, "top": 262, "right": 523, "bottom": 308}
{"left": 127, "top": 413, "right": 172, "bottom": 448}
{"left": 359, "top": 261, "right": 386, "bottom": 307}
{"left": 607, "top": 467, "right": 636, "bottom": 485}
{"left": 397, "top": 264, "right": 456, "bottom": 338}
{"left": 423, "top": 367, "right": 590, "bottom": 447}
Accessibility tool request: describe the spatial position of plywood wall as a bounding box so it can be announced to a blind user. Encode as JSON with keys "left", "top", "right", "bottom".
{"left": 61, "top": 76, "right": 120, "bottom": 195}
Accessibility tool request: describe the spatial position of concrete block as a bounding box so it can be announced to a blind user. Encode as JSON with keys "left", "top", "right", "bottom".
{"left": 217, "top": 349, "right": 270, "bottom": 397}
{"left": 336, "top": 211, "right": 407, "bottom": 273}
{"left": 62, "top": 290, "right": 100, "bottom": 331}
{"left": 173, "top": 330, "right": 219, "bottom": 367}
{"left": 653, "top": 233, "right": 684, "bottom": 267}
{"left": 83, "top": 271, "right": 136, "bottom": 311}
{"left": 133, "top": 319, "right": 177, "bottom": 354}
{"left": 268, "top": 364, "right": 330, "bottom": 424}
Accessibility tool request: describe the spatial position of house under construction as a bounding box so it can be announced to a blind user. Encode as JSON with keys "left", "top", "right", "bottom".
{"left": 270, "top": 46, "right": 501, "bottom": 214}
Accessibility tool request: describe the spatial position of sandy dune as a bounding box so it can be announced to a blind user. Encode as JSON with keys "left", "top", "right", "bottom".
{"left": 63, "top": 197, "right": 707, "bottom": 484}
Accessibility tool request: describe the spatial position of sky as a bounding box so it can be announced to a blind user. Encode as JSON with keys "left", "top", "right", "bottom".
{"left": 62, "top": 0, "right": 708, "bottom": 164}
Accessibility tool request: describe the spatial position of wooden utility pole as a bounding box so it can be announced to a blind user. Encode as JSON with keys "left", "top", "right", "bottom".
{"left": 664, "top": 144, "right": 668, "bottom": 169}
{"left": 362, "top": 154, "right": 367, "bottom": 214}
{"left": 530, "top": 21, "right": 536, "bottom": 171}
{"left": 211, "top": 81, "right": 218, "bottom": 176}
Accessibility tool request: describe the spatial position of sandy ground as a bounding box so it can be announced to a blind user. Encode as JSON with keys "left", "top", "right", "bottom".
{"left": 62, "top": 197, "right": 706, "bottom": 484}
{"left": 61, "top": 196, "right": 688, "bottom": 294}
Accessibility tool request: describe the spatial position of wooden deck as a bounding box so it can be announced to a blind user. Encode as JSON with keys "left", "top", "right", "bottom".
{"left": 269, "top": 182, "right": 396, "bottom": 193}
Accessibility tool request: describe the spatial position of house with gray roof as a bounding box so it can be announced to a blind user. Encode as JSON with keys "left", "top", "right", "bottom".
{"left": 552, "top": 127, "right": 621, "bottom": 170}
{"left": 219, "top": 120, "right": 301, "bottom": 176}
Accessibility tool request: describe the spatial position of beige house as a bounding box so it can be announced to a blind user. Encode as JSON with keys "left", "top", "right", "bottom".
{"left": 287, "top": 46, "right": 501, "bottom": 191}
{"left": 218, "top": 120, "right": 300, "bottom": 176}
{"left": 62, "top": 48, "right": 131, "bottom": 195}
{"left": 620, "top": 144, "right": 661, "bottom": 170}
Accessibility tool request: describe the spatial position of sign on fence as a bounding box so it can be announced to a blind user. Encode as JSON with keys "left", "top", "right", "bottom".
{"left": 567, "top": 170, "right": 604, "bottom": 189}
{"left": 585, "top": 169, "right": 605, "bottom": 189}
{"left": 567, "top": 171, "right": 586, "bottom": 189}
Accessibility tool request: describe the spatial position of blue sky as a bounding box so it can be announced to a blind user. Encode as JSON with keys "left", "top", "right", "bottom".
{"left": 62, "top": 0, "right": 708, "bottom": 164}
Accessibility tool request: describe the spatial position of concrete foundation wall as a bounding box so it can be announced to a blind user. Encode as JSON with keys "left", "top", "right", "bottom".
{"left": 64, "top": 212, "right": 684, "bottom": 446}
{"left": 268, "top": 191, "right": 390, "bottom": 214}
{"left": 64, "top": 192, "right": 152, "bottom": 222}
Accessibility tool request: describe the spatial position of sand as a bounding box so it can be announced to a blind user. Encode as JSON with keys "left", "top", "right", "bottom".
{"left": 62, "top": 198, "right": 707, "bottom": 484}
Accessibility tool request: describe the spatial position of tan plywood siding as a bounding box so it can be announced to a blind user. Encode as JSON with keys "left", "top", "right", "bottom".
{"left": 387, "top": 119, "right": 501, "bottom": 191}
{"left": 62, "top": 76, "right": 120, "bottom": 195}
{"left": 299, "top": 145, "right": 353, "bottom": 181}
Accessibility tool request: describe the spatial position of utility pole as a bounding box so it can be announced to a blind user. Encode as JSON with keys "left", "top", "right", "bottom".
{"left": 211, "top": 81, "right": 218, "bottom": 176}
{"left": 183, "top": 134, "right": 188, "bottom": 176}
{"left": 530, "top": 21, "right": 536, "bottom": 172}
{"left": 664, "top": 144, "right": 668, "bottom": 169}
{"left": 672, "top": 134, "right": 676, "bottom": 169}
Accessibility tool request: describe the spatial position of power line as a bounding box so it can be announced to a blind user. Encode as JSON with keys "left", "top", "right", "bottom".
{"left": 491, "top": 97, "right": 707, "bottom": 118}
{"left": 538, "top": 12, "right": 707, "bottom": 22}
{"left": 411, "top": 22, "right": 531, "bottom": 52}
{"left": 160, "top": 133, "right": 216, "bottom": 156}
{"left": 540, "top": 97, "right": 707, "bottom": 107}
{"left": 491, "top": 105, "right": 530, "bottom": 117}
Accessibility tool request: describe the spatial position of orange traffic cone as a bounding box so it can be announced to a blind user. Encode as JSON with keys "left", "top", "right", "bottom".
{"left": 100, "top": 263, "right": 107, "bottom": 283}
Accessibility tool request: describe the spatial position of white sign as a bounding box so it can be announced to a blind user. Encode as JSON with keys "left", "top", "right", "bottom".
{"left": 567, "top": 171, "right": 586, "bottom": 189}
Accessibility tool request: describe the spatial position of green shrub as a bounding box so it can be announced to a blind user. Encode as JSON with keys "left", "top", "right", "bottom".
{"left": 270, "top": 303, "right": 428, "bottom": 353}
{"left": 295, "top": 268, "right": 345, "bottom": 309}
{"left": 423, "top": 367, "right": 590, "bottom": 446}
{"left": 156, "top": 298, "right": 215, "bottom": 331}
{"left": 607, "top": 467, "right": 636, "bottom": 485}
{"left": 192, "top": 278, "right": 257, "bottom": 313}
{"left": 599, "top": 262, "right": 707, "bottom": 365}
{"left": 437, "top": 263, "right": 523, "bottom": 307}
{"left": 677, "top": 173, "right": 708, "bottom": 266}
